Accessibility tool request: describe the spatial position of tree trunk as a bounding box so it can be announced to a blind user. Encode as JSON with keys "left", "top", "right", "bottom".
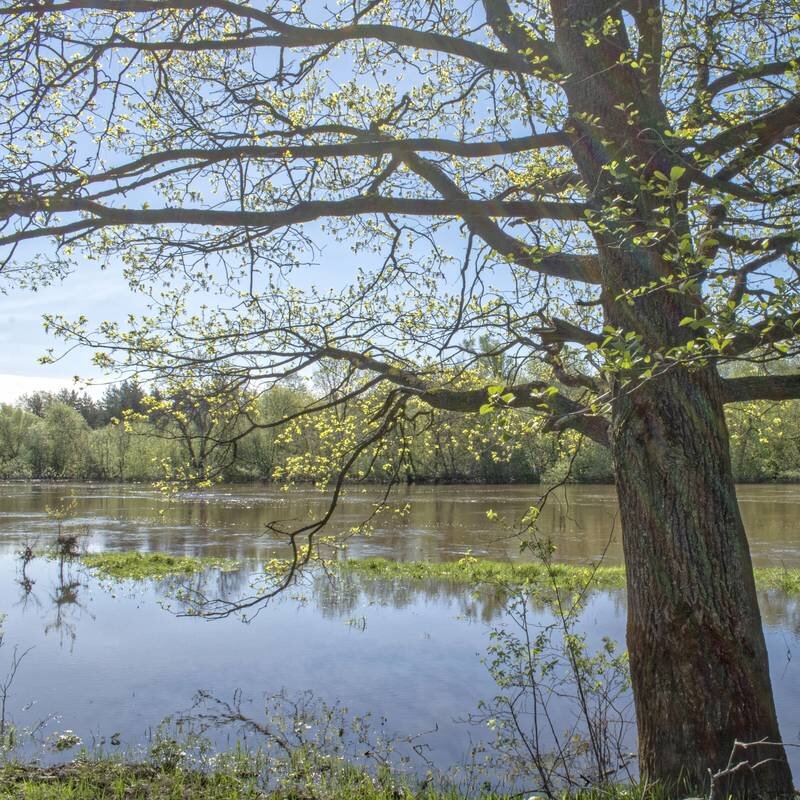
{"left": 611, "top": 365, "right": 793, "bottom": 796}
{"left": 542, "top": 0, "right": 795, "bottom": 792}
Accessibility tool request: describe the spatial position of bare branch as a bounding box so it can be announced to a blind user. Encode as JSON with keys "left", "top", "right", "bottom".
{"left": 403, "top": 153, "right": 600, "bottom": 283}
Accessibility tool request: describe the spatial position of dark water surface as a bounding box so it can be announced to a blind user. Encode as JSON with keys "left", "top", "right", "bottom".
{"left": 1, "top": 482, "right": 799, "bottom": 781}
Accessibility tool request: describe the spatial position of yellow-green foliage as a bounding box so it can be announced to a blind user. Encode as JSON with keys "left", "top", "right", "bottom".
{"left": 3, "top": 383, "right": 800, "bottom": 486}
{"left": 727, "top": 397, "right": 800, "bottom": 482}
{"left": 81, "top": 552, "right": 239, "bottom": 581}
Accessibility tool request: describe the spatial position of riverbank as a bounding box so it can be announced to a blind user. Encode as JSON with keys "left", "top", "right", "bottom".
{"left": 0, "top": 758, "right": 678, "bottom": 800}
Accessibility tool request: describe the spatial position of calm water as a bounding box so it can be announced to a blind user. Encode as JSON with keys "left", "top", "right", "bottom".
{"left": 1, "top": 482, "right": 799, "bottom": 782}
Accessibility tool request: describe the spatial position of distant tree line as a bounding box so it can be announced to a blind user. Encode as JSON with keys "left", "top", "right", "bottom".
{"left": 0, "top": 378, "right": 798, "bottom": 484}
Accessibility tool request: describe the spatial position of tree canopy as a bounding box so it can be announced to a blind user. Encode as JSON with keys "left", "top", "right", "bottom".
{"left": 0, "top": 0, "right": 797, "bottom": 422}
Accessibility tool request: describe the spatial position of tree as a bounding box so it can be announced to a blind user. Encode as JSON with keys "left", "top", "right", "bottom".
{"left": 99, "top": 379, "right": 147, "bottom": 426}
{"left": 0, "top": 0, "right": 798, "bottom": 793}
{"left": 21, "top": 389, "right": 103, "bottom": 428}
{"left": 28, "top": 403, "right": 90, "bottom": 478}
{"left": 0, "top": 403, "right": 36, "bottom": 476}
{"left": 140, "top": 380, "right": 251, "bottom": 484}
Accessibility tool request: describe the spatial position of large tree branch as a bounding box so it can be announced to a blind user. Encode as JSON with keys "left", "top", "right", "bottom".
{"left": 696, "top": 94, "right": 800, "bottom": 162}
{"left": 705, "top": 61, "right": 797, "bottom": 99}
{"left": 529, "top": 317, "right": 603, "bottom": 347}
{"left": 0, "top": 188, "right": 601, "bottom": 285}
{"left": 66, "top": 133, "right": 569, "bottom": 190}
{"left": 319, "top": 345, "right": 610, "bottom": 446}
{"left": 0, "top": 194, "right": 587, "bottom": 242}
{"left": 722, "top": 374, "right": 800, "bottom": 403}
{"left": 403, "top": 152, "right": 600, "bottom": 284}
{"left": 14, "top": 0, "right": 542, "bottom": 74}
{"left": 716, "top": 230, "right": 799, "bottom": 255}
{"left": 726, "top": 311, "right": 800, "bottom": 357}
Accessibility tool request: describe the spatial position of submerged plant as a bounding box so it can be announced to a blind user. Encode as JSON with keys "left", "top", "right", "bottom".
{"left": 48, "top": 730, "right": 82, "bottom": 752}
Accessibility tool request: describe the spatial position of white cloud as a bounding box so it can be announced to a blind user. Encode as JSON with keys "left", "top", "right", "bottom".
{"left": 0, "top": 374, "right": 104, "bottom": 405}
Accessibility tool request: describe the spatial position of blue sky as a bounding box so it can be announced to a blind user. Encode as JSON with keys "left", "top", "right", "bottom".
{"left": 0, "top": 218, "right": 408, "bottom": 403}
{"left": 0, "top": 265, "right": 140, "bottom": 402}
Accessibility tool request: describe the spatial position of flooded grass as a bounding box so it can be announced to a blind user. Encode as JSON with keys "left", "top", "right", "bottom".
{"left": 341, "top": 557, "right": 627, "bottom": 590}
{"left": 79, "top": 552, "right": 800, "bottom": 595}
{"left": 342, "top": 557, "right": 800, "bottom": 594}
{"left": 70, "top": 551, "right": 800, "bottom": 599}
{"left": 80, "top": 551, "right": 239, "bottom": 581}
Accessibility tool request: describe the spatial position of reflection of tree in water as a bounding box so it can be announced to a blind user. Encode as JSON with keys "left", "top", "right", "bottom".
{"left": 162, "top": 563, "right": 632, "bottom": 626}
{"left": 44, "top": 557, "right": 92, "bottom": 649}
{"left": 312, "top": 572, "right": 538, "bottom": 624}
{"left": 311, "top": 571, "right": 799, "bottom": 639}
{"left": 15, "top": 540, "right": 39, "bottom": 608}
{"left": 157, "top": 562, "right": 508, "bottom": 622}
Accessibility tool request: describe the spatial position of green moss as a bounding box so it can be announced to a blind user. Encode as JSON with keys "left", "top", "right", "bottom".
{"left": 81, "top": 551, "right": 239, "bottom": 581}
{"left": 341, "top": 557, "right": 800, "bottom": 595}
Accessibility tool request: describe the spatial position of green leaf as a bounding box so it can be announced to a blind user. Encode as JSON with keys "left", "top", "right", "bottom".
{"left": 669, "top": 166, "right": 686, "bottom": 181}
{"left": 479, "top": 404, "right": 494, "bottom": 415}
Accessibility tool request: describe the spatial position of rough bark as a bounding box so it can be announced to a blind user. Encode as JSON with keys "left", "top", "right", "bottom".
{"left": 611, "top": 366, "right": 792, "bottom": 796}
{"left": 543, "top": 0, "right": 795, "bottom": 793}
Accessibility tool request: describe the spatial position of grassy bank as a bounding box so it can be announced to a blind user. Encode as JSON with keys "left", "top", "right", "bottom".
{"left": 341, "top": 557, "right": 800, "bottom": 594}
{"left": 0, "top": 759, "right": 682, "bottom": 800}
{"left": 0, "top": 760, "right": 504, "bottom": 800}
{"left": 80, "top": 551, "right": 239, "bottom": 581}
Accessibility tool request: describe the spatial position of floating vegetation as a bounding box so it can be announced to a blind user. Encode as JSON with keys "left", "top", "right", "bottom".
{"left": 341, "top": 557, "right": 800, "bottom": 595}
{"left": 339, "top": 557, "right": 627, "bottom": 591}
{"left": 80, "top": 551, "right": 239, "bottom": 581}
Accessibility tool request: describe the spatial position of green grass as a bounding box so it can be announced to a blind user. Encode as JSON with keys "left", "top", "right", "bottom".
{"left": 80, "top": 551, "right": 239, "bottom": 581}
{"left": 754, "top": 567, "right": 800, "bottom": 593}
{"left": 0, "top": 759, "right": 495, "bottom": 800}
{"left": 341, "top": 557, "right": 800, "bottom": 595}
{"left": 341, "top": 557, "right": 627, "bottom": 591}
{"left": 0, "top": 759, "right": 681, "bottom": 800}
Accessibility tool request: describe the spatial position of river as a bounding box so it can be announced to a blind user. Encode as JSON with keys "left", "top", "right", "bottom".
{"left": 0, "top": 482, "right": 798, "bottom": 787}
